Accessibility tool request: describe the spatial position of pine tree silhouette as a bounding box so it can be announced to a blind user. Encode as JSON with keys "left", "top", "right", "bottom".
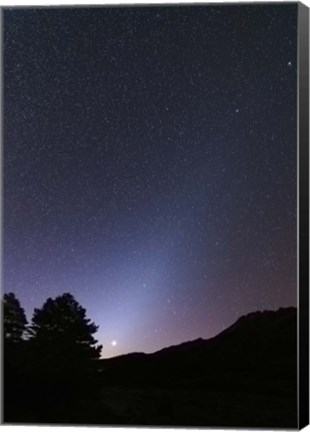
{"left": 3, "top": 292, "right": 27, "bottom": 343}
{"left": 27, "top": 293, "right": 102, "bottom": 422}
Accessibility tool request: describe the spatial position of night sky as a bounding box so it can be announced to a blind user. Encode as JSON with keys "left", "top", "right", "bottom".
{"left": 3, "top": 4, "right": 297, "bottom": 358}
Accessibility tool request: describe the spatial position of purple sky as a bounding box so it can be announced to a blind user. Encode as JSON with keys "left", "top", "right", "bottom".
{"left": 3, "top": 4, "right": 297, "bottom": 358}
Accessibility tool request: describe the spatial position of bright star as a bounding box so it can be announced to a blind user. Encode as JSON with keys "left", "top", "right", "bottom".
{"left": 111, "top": 340, "right": 117, "bottom": 347}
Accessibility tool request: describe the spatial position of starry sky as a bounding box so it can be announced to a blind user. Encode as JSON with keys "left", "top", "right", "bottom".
{"left": 3, "top": 4, "right": 297, "bottom": 358}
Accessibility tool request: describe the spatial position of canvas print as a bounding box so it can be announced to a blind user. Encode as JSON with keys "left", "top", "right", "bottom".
{"left": 2, "top": 2, "right": 306, "bottom": 429}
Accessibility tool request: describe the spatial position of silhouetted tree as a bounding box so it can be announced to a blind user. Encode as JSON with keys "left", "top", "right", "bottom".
{"left": 27, "top": 293, "right": 102, "bottom": 421}
{"left": 29, "top": 292, "right": 102, "bottom": 359}
{"left": 2, "top": 292, "right": 28, "bottom": 374}
{"left": 2, "top": 293, "right": 29, "bottom": 422}
{"left": 3, "top": 292, "right": 27, "bottom": 343}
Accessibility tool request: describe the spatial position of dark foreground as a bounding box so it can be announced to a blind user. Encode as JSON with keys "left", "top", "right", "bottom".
{"left": 4, "top": 307, "right": 297, "bottom": 428}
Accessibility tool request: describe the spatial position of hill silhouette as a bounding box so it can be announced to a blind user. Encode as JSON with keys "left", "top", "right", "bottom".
{"left": 95, "top": 307, "right": 297, "bottom": 428}
{"left": 3, "top": 305, "right": 297, "bottom": 428}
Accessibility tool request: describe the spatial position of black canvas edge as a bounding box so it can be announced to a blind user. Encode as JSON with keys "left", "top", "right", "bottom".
{"left": 0, "top": 6, "right": 4, "bottom": 426}
{"left": 0, "top": 2, "right": 300, "bottom": 11}
{"left": 298, "top": 2, "right": 309, "bottom": 430}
